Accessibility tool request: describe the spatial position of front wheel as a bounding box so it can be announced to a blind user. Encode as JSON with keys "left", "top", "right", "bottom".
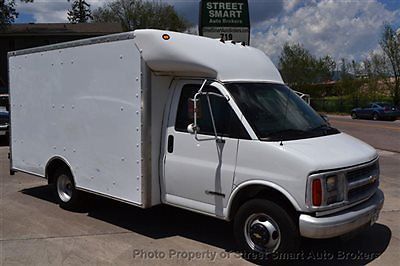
{"left": 53, "top": 168, "right": 80, "bottom": 210}
{"left": 351, "top": 112, "right": 357, "bottom": 119}
{"left": 234, "top": 199, "right": 300, "bottom": 260}
{"left": 372, "top": 113, "right": 379, "bottom": 121}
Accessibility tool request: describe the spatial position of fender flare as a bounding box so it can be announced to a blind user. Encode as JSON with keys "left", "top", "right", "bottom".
{"left": 226, "top": 180, "right": 302, "bottom": 219}
{"left": 45, "top": 155, "right": 75, "bottom": 183}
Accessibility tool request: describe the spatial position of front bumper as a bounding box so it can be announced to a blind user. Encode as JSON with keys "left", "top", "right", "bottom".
{"left": 299, "top": 189, "right": 384, "bottom": 239}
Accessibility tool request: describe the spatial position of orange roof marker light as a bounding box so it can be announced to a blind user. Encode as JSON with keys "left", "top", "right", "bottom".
{"left": 162, "top": 34, "right": 170, "bottom": 41}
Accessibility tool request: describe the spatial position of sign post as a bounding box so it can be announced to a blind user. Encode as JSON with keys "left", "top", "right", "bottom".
{"left": 199, "top": 0, "right": 250, "bottom": 45}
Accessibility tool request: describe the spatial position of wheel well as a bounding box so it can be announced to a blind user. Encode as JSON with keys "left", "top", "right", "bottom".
{"left": 46, "top": 158, "right": 72, "bottom": 185}
{"left": 229, "top": 185, "right": 299, "bottom": 222}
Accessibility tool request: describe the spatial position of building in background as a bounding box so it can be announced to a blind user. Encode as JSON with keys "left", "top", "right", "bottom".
{"left": 0, "top": 23, "right": 122, "bottom": 94}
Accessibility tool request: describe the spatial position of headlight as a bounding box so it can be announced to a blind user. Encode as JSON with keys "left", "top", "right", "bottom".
{"left": 307, "top": 174, "right": 345, "bottom": 209}
{"left": 326, "top": 175, "right": 337, "bottom": 192}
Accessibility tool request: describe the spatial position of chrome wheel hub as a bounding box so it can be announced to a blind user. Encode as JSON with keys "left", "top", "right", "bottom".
{"left": 244, "top": 213, "right": 281, "bottom": 254}
{"left": 57, "top": 175, "right": 73, "bottom": 202}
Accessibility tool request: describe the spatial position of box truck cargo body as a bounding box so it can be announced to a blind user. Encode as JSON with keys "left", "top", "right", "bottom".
{"left": 8, "top": 30, "right": 384, "bottom": 256}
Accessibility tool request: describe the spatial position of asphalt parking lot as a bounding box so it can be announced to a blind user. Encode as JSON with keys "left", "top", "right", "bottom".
{"left": 0, "top": 115, "right": 399, "bottom": 265}
{"left": 329, "top": 115, "right": 400, "bottom": 152}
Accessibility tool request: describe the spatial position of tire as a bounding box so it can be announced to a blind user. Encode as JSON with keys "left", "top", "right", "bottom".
{"left": 233, "top": 199, "right": 300, "bottom": 261}
{"left": 372, "top": 113, "right": 379, "bottom": 121}
{"left": 53, "top": 167, "right": 80, "bottom": 210}
{"left": 351, "top": 112, "right": 357, "bottom": 119}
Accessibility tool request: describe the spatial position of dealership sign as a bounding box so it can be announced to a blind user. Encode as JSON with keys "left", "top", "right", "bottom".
{"left": 199, "top": 0, "right": 250, "bottom": 44}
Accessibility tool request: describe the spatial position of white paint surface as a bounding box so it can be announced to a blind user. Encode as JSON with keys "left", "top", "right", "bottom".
{"left": 9, "top": 39, "right": 143, "bottom": 204}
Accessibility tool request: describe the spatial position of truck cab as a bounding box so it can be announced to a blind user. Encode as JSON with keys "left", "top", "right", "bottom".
{"left": 162, "top": 78, "right": 383, "bottom": 255}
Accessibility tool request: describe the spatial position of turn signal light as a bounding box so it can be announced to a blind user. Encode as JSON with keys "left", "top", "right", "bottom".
{"left": 312, "top": 179, "right": 322, "bottom": 206}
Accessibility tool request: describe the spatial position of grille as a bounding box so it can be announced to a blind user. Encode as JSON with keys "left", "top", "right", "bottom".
{"left": 348, "top": 181, "right": 378, "bottom": 200}
{"left": 346, "top": 162, "right": 379, "bottom": 202}
{"left": 347, "top": 162, "right": 378, "bottom": 183}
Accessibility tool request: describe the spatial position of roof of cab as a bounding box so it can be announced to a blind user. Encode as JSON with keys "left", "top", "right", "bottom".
{"left": 134, "top": 29, "right": 283, "bottom": 83}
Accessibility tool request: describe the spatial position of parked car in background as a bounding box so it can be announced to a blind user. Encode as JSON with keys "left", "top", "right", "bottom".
{"left": 0, "top": 106, "right": 10, "bottom": 138}
{"left": 351, "top": 102, "right": 400, "bottom": 121}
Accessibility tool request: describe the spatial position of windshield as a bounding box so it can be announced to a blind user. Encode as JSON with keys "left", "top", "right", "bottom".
{"left": 225, "top": 83, "right": 340, "bottom": 141}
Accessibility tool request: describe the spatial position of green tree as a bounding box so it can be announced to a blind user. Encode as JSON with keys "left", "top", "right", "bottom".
{"left": 338, "top": 58, "right": 358, "bottom": 105}
{"left": 318, "top": 55, "right": 336, "bottom": 82}
{"left": 0, "top": 0, "right": 32, "bottom": 31}
{"left": 93, "top": 0, "right": 189, "bottom": 32}
{"left": 67, "top": 0, "right": 93, "bottom": 23}
{"left": 0, "top": 0, "right": 17, "bottom": 31}
{"left": 278, "top": 43, "right": 335, "bottom": 89}
{"left": 362, "top": 51, "right": 397, "bottom": 105}
{"left": 379, "top": 24, "right": 400, "bottom": 105}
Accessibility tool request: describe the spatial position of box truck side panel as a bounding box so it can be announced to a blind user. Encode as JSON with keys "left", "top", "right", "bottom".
{"left": 9, "top": 38, "right": 143, "bottom": 205}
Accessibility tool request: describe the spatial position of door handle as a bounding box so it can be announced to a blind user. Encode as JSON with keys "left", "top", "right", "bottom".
{"left": 167, "top": 135, "right": 174, "bottom": 153}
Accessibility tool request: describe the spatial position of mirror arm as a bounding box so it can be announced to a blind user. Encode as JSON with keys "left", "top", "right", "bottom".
{"left": 206, "top": 94, "right": 219, "bottom": 140}
{"left": 191, "top": 79, "right": 225, "bottom": 142}
{"left": 204, "top": 92, "right": 225, "bottom": 99}
{"left": 193, "top": 79, "right": 207, "bottom": 140}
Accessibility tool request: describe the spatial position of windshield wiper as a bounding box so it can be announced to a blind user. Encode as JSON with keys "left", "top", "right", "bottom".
{"left": 261, "top": 129, "right": 307, "bottom": 141}
{"left": 308, "top": 124, "right": 331, "bottom": 131}
{"left": 308, "top": 124, "right": 340, "bottom": 135}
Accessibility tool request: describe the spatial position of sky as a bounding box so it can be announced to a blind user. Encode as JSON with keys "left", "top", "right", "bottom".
{"left": 13, "top": 0, "right": 400, "bottom": 64}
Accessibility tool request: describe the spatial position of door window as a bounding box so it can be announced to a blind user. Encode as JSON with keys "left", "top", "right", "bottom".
{"left": 175, "top": 84, "right": 250, "bottom": 139}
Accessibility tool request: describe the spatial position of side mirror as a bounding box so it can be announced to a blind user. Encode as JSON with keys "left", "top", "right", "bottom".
{"left": 187, "top": 123, "right": 197, "bottom": 134}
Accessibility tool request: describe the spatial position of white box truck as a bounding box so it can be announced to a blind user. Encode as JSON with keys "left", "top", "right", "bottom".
{"left": 8, "top": 30, "right": 384, "bottom": 256}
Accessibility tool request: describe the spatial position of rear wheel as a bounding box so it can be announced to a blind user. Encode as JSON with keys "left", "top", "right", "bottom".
{"left": 351, "top": 112, "right": 357, "bottom": 119}
{"left": 372, "top": 113, "right": 379, "bottom": 121}
{"left": 53, "top": 168, "right": 80, "bottom": 210}
{"left": 234, "top": 199, "right": 300, "bottom": 261}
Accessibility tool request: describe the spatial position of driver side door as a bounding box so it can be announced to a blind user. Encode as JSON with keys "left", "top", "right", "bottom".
{"left": 163, "top": 80, "right": 250, "bottom": 217}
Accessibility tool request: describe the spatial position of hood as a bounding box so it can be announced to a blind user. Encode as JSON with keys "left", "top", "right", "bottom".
{"left": 282, "top": 133, "right": 377, "bottom": 172}
{"left": 233, "top": 132, "right": 377, "bottom": 211}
